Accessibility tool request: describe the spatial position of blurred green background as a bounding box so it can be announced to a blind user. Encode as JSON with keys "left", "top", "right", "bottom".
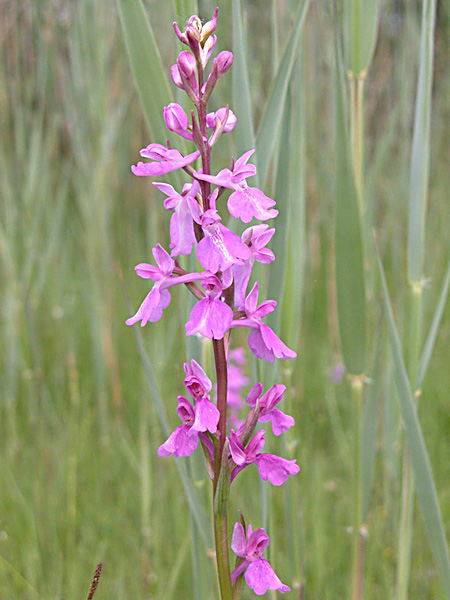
{"left": 1, "top": 0, "right": 450, "bottom": 598}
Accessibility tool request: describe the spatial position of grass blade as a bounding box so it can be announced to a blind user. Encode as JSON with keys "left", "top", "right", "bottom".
{"left": 377, "top": 247, "right": 450, "bottom": 597}
{"left": 116, "top": 0, "right": 172, "bottom": 143}
{"left": 333, "top": 27, "right": 367, "bottom": 376}
{"left": 255, "top": 0, "right": 310, "bottom": 186}
{"left": 344, "top": 0, "right": 379, "bottom": 77}
{"left": 417, "top": 258, "right": 450, "bottom": 388}
{"left": 407, "top": 0, "right": 437, "bottom": 284}
{"left": 232, "top": 0, "right": 257, "bottom": 177}
{"left": 280, "top": 66, "right": 305, "bottom": 352}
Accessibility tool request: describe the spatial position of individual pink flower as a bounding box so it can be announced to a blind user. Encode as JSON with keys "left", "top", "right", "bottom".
{"left": 206, "top": 107, "right": 237, "bottom": 133}
{"left": 131, "top": 143, "right": 200, "bottom": 177}
{"left": 184, "top": 359, "right": 212, "bottom": 399}
{"left": 185, "top": 272, "right": 233, "bottom": 340}
{"left": 231, "top": 282, "right": 297, "bottom": 362}
{"left": 231, "top": 522, "right": 290, "bottom": 595}
{"left": 163, "top": 103, "right": 194, "bottom": 140}
{"left": 126, "top": 244, "right": 201, "bottom": 327}
{"left": 228, "top": 429, "right": 300, "bottom": 486}
{"left": 194, "top": 150, "right": 278, "bottom": 223}
{"left": 158, "top": 392, "right": 218, "bottom": 458}
{"left": 230, "top": 224, "right": 276, "bottom": 307}
{"left": 194, "top": 189, "right": 250, "bottom": 273}
{"left": 158, "top": 397, "right": 199, "bottom": 458}
{"left": 153, "top": 180, "right": 199, "bottom": 256}
{"left": 246, "top": 383, "right": 295, "bottom": 436}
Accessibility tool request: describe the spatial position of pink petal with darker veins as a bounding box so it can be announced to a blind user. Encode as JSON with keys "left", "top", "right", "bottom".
{"left": 255, "top": 454, "right": 300, "bottom": 486}
{"left": 185, "top": 298, "right": 233, "bottom": 340}
{"left": 231, "top": 522, "right": 247, "bottom": 558}
{"left": 228, "top": 185, "right": 278, "bottom": 223}
{"left": 192, "top": 398, "right": 220, "bottom": 433}
{"left": 260, "top": 323, "right": 297, "bottom": 359}
{"left": 153, "top": 244, "right": 175, "bottom": 274}
{"left": 126, "top": 288, "right": 171, "bottom": 327}
{"left": 157, "top": 425, "right": 198, "bottom": 458}
{"left": 259, "top": 408, "right": 295, "bottom": 436}
{"left": 245, "top": 558, "right": 290, "bottom": 596}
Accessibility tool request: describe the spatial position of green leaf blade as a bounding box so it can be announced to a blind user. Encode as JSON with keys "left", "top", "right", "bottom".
{"left": 334, "top": 38, "right": 367, "bottom": 376}
{"left": 407, "top": 0, "right": 437, "bottom": 284}
{"left": 117, "top": 0, "right": 172, "bottom": 143}
{"left": 377, "top": 248, "right": 450, "bottom": 597}
{"left": 255, "top": 0, "right": 310, "bottom": 186}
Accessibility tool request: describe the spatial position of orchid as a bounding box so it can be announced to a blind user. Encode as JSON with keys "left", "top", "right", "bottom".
{"left": 157, "top": 396, "right": 199, "bottom": 458}
{"left": 184, "top": 359, "right": 212, "bottom": 399}
{"left": 163, "top": 102, "right": 194, "bottom": 140}
{"left": 131, "top": 143, "right": 200, "bottom": 177}
{"left": 153, "top": 180, "right": 199, "bottom": 257}
{"left": 232, "top": 282, "right": 297, "bottom": 361}
{"left": 206, "top": 107, "right": 237, "bottom": 133}
{"left": 231, "top": 522, "right": 290, "bottom": 595}
{"left": 230, "top": 224, "right": 276, "bottom": 307}
{"left": 126, "top": 244, "right": 201, "bottom": 326}
{"left": 185, "top": 272, "right": 233, "bottom": 339}
{"left": 246, "top": 383, "right": 295, "bottom": 436}
{"left": 228, "top": 429, "right": 300, "bottom": 486}
{"left": 126, "top": 8, "right": 300, "bottom": 599}
{"left": 195, "top": 189, "right": 251, "bottom": 273}
{"left": 194, "top": 150, "right": 278, "bottom": 223}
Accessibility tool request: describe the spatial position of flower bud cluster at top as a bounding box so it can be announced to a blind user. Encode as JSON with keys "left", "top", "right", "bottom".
{"left": 126, "top": 8, "right": 299, "bottom": 597}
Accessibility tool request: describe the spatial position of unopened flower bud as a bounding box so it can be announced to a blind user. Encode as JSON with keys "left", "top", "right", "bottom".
{"left": 176, "top": 51, "right": 198, "bottom": 102}
{"left": 207, "top": 108, "right": 237, "bottom": 133}
{"left": 170, "top": 64, "right": 183, "bottom": 89}
{"left": 186, "top": 15, "right": 202, "bottom": 41}
{"left": 177, "top": 51, "right": 196, "bottom": 79}
{"left": 163, "top": 103, "right": 193, "bottom": 140}
{"left": 215, "top": 51, "right": 233, "bottom": 77}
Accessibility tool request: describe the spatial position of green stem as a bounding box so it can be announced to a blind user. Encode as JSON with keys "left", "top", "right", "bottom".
{"left": 396, "top": 282, "right": 423, "bottom": 600}
{"left": 350, "top": 375, "right": 364, "bottom": 600}
{"left": 213, "top": 446, "right": 233, "bottom": 600}
{"left": 212, "top": 338, "right": 233, "bottom": 600}
{"left": 350, "top": 74, "right": 365, "bottom": 214}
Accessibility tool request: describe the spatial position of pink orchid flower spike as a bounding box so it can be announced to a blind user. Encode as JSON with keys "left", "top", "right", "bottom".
{"left": 193, "top": 150, "right": 278, "bottom": 223}
{"left": 231, "top": 522, "right": 290, "bottom": 596}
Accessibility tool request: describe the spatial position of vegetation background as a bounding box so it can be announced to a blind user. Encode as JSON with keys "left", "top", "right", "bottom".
{"left": 1, "top": 0, "right": 449, "bottom": 598}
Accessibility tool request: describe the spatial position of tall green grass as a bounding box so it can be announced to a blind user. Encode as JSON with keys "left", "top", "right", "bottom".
{"left": 1, "top": 1, "right": 450, "bottom": 598}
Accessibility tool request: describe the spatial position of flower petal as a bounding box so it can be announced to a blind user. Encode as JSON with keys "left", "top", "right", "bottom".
{"left": 192, "top": 398, "right": 220, "bottom": 433}
{"left": 255, "top": 454, "right": 300, "bottom": 486}
{"left": 231, "top": 522, "right": 247, "bottom": 557}
{"left": 245, "top": 558, "right": 290, "bottom": 596}
{"left": 157, "top": 425, "right": 198, "bottom": 458}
